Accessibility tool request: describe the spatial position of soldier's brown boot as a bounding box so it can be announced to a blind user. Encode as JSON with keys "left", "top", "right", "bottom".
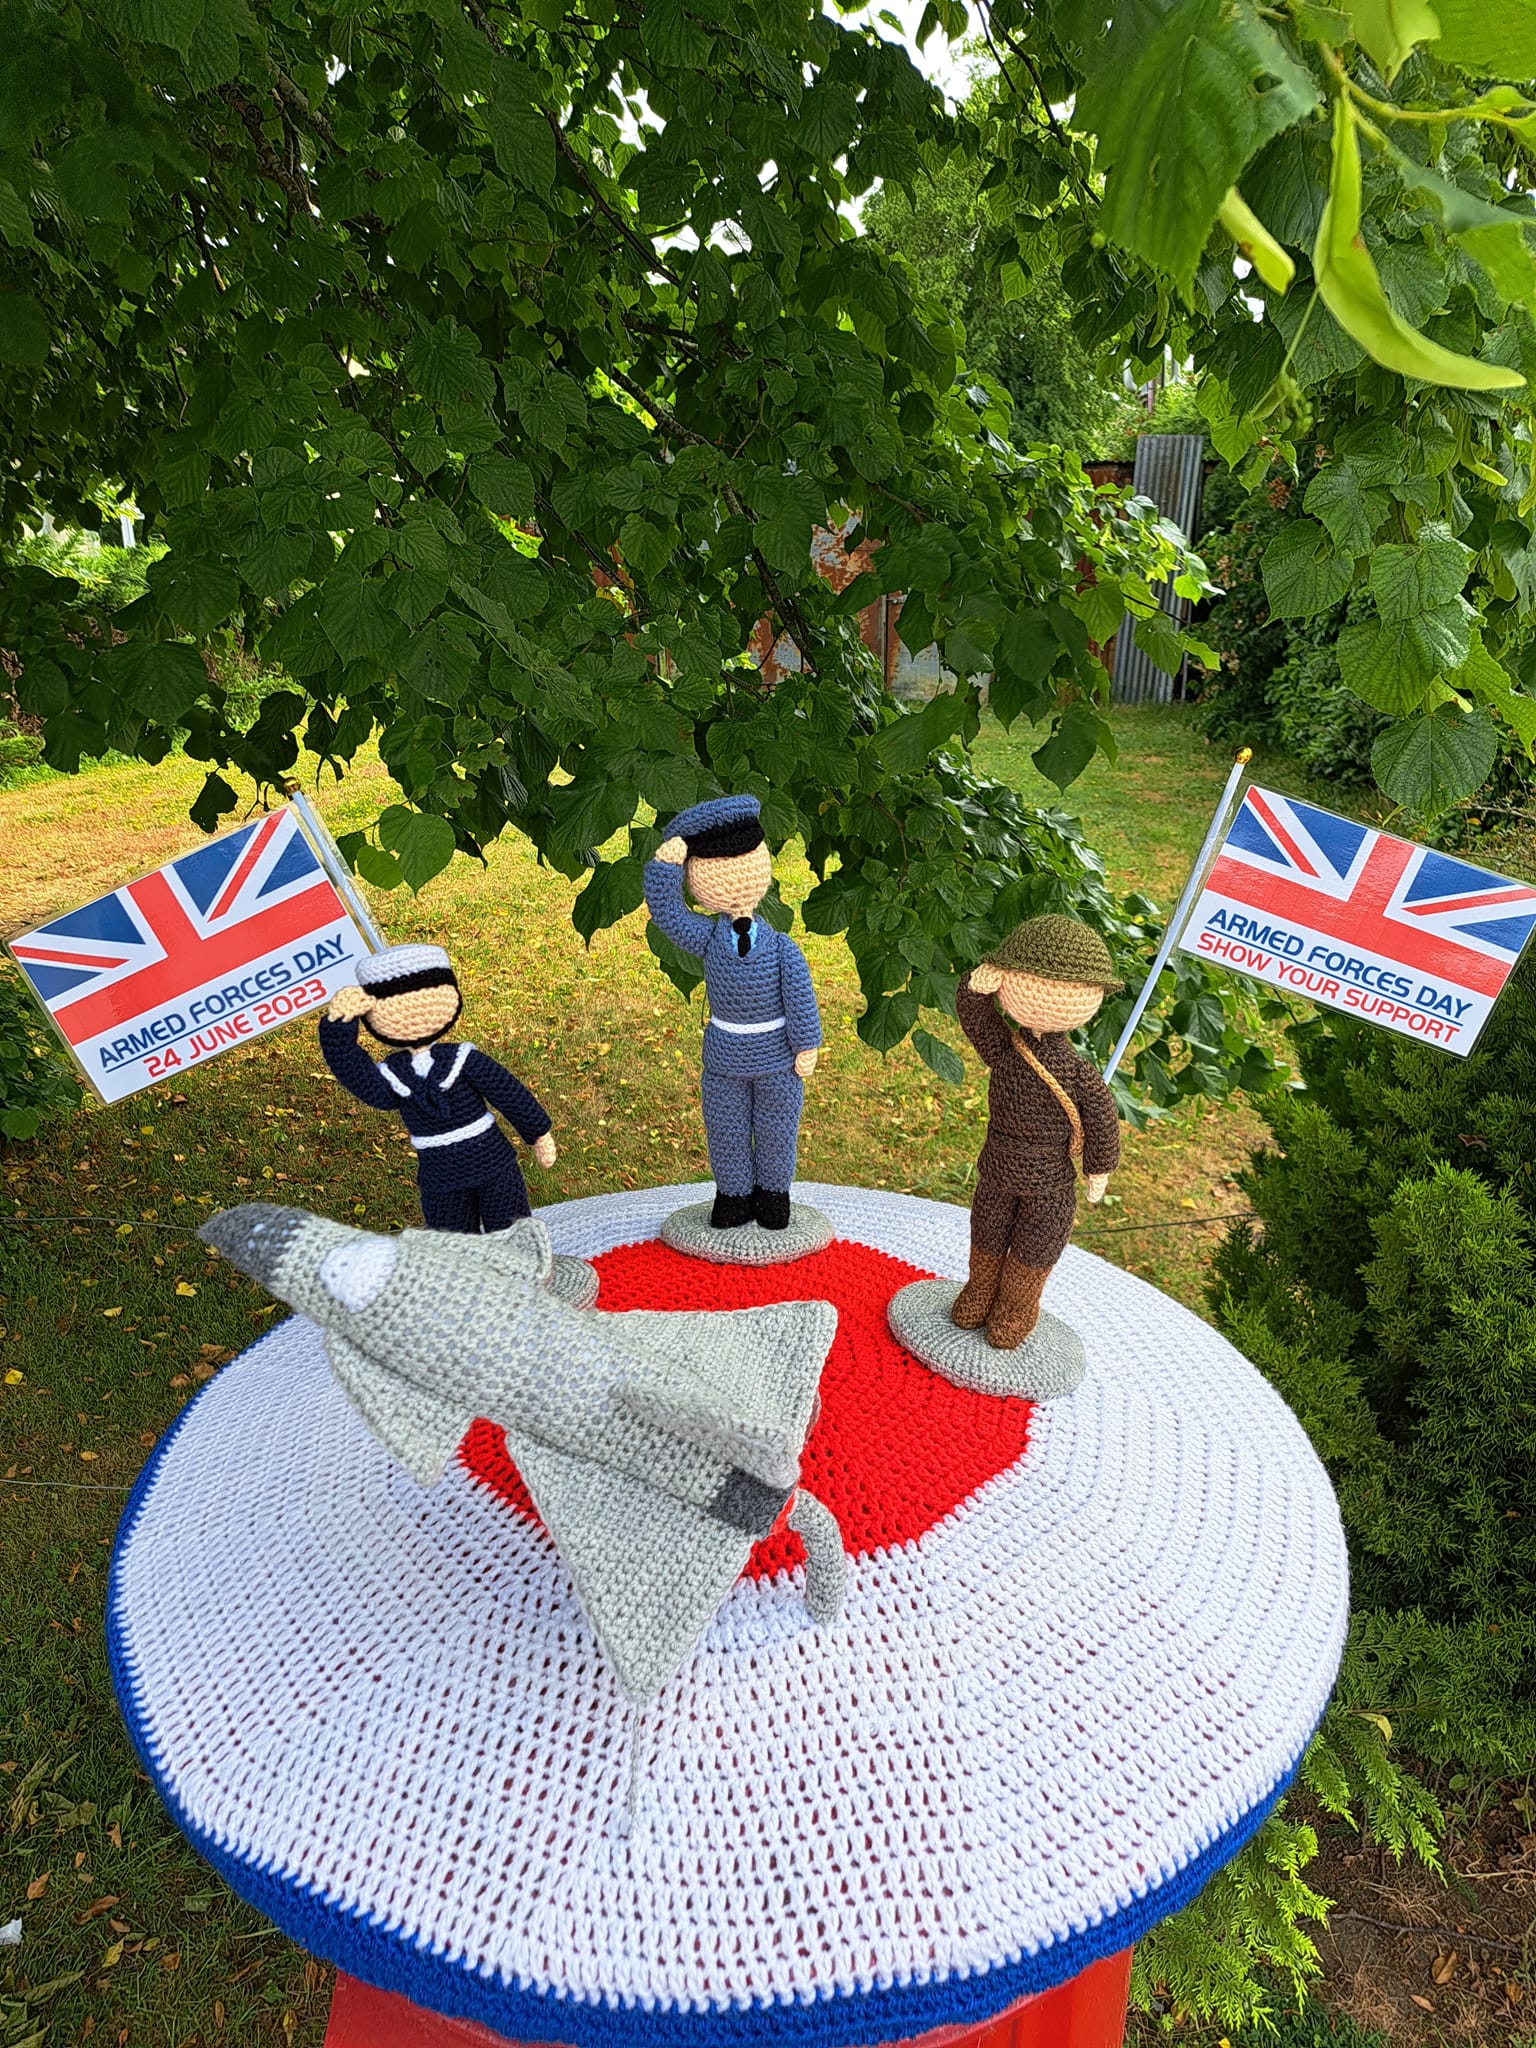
{"left": 985, "top": 1259, "right": 1050, "bottom": 1349}
{"left": 951, "top": 1247, "right": 1005, "bottom": 1329}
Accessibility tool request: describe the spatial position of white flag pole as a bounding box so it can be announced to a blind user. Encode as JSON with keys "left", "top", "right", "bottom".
{"left": 1102, "top": 746, "right": 1251, "bottom": 1085}
{"left": 283, "top": 780, "right": 387, "bottom": 953}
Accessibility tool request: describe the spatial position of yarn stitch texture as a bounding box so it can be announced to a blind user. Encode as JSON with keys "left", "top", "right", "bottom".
{"left": 956, "top": 975, "right": 1120, "bottom": 1269}
{"left": 319, "top": 1019, "right": 550, "bottom": 1231}
{"left": 109, "top": 1182, "right": 1348, "bottom": 2048}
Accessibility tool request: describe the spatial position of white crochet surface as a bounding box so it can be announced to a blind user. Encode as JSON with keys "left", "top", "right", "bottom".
{"left": 110, "top": 1182, "right": 1349, "bottom": 2032}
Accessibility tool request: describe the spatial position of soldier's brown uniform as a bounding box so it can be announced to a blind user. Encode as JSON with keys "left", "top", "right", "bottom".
{"left": 956, "top": 974, "right": 1121, "bottom": 1267}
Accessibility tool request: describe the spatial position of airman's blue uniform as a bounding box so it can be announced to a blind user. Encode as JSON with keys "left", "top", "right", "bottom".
{"left": 645, "top": 797, "right": 821, "bottom": 1209}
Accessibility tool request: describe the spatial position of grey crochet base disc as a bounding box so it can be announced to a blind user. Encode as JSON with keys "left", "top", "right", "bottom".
{"left": 660, "top": 1201, "right": 834, "bottom": 1266}
{"left": 547, "top": 1253, "right": 600, "bottom": 1310}
{"left": 887, "top": 1278, "right": 1087, "bottom": 1399}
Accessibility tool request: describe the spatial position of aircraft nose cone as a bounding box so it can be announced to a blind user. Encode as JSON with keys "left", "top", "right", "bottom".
{"left": 197, "top": 1203, "right": 310, "bottom": 1289}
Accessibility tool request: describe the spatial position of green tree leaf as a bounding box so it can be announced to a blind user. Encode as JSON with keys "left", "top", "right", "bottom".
{"left": 148, "top": 557, "right": 239, "bottom": 636}
{"left": 104, "top": 640, "right": 208, "bottom": 725}
{"left": 1371, "top": 706, "right": 1498, "bottom": 811}
{"left": 912, "top": 1026, "right": 965, "bottom": 1084}
{"left": 573, "top": 855, "right": 646, "bottom": 942}
{"left": 1217, "top": 187, "right": 1294, "bottom": 292}
{"left": 1262, "top": 518, "right": 1354, "bottom": 617}
{"left": 1425, "top": 0, "right": 1536, "bottom": 74}
{"left": 871, "top": 687, "right": 971, "bottom": 774}
{"left": 468, "top": 453, "right": 535, "bottom": 518}
{"left": 1303, "top": 464, "right": 1389, "bottom": 558}
{"left": 1076, "top": 0, "right": 1320, "bottom": 294}
{"left": 1032, "top": 699, "right": 1109, "bottom": 790}
{"left": 0, "top": 293, "right": 48, "bottom": 367}
{"left": 1342, "top": 0, "right": 1440, "bottom": 79}
{"left": 1314, "top": 97, "right": 1524, "bottom": 392}
{"left": 1339, "top": 608, "right": 1472, "bottom": 710}
{"left": 1370, "top": 525, "right": 1472, "bottom": 621}
{"left": 377, "top": 806, "right": 457, "bottom": 891}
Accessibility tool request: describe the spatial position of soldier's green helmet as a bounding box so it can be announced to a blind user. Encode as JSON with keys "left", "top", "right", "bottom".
{"left": 982, "top": 914, "right": 1122, "bottom": 991}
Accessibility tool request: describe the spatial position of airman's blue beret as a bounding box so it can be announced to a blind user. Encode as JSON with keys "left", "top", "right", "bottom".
{"left": 663, "top": 794, "right": 764, "bottom": 858}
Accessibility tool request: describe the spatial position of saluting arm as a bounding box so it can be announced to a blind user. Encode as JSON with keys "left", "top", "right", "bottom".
{"left": 318, "top": 1013, "right": 404, "bottom": 1113}
{"left": 643, "top": 846, "right": 716, "bottom": 957}
{"left": 955, "top": 972, "right": 1014, "bottom": 1068}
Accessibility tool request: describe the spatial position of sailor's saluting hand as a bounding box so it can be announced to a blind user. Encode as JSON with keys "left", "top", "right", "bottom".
{"left": 655, "top": 835, "right": 688, "bottom": 865}
{"left": 532, "top": 1132, "right": 557, "bottom": 1169}
{"left": 327, "top": 984, "right": 374, "bottom": 1023}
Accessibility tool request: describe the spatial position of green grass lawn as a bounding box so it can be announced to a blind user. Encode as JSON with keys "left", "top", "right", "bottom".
{"left": 0, "top": 703, "right": 1333, "bottom": 2044}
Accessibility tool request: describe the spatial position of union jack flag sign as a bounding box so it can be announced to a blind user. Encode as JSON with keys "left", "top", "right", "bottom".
{"left": 1177, "top": 785, "right": 1536, "bottom": 1055}
{"left": 6, "top": 808, "right": 373, "bottom": 1103}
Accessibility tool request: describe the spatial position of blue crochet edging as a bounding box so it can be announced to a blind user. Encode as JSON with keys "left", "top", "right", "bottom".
{"left": 109, "top": 1367, "right": 1315, "bottom": 2048}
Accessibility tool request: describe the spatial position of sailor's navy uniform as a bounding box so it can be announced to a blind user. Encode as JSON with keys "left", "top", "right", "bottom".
{"left": 645, "top": 796, "right": 822, "bottom": 1209}
{"left": 318, "top": 945, "right": 551, "bottom": 1234}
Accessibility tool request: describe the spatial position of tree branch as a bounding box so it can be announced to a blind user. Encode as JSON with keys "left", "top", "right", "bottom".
{"left": 604, "top": 364, "right": 715, "bottom": 447}
{"left": 268, "top": 63, "right": 341, "bottom": 153}
{"left": 222, "top": 87, "right": 313, "bottom": 216}
{"left": 534, "top": 492, "right": 641, "bottom": 624}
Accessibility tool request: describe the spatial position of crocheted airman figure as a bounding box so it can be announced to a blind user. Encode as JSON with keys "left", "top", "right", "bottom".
{"left": 319, "top": 944, "right": 556, "bottom": 1235}
{"left": 953, "top": 915, "right": 1122, "bottom": 1348}
{"left": 644, "top": 795, "right": 822, "bottom": 1230}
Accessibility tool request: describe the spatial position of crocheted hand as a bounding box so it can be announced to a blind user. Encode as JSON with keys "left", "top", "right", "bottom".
{"left": 655, "top": 836, "right": 688, "bottom": 865}
{"left": 794, "top": 1048, "right": 819, "bottom": 1078}
{"left": 532, "top": 1133, "right": 557, "bottom": 1169}
{"left": 327, "top": 985, "right": 373, "bottom": 1024}
{"left": 1085, "top": 1173, "right": 1110, "bottom": 1204}
{"left": 968, "top": 964, "right": 1004, "bottom": 996}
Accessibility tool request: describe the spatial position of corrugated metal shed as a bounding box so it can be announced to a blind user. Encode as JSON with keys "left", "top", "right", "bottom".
{"left": 1110, "top": 434, "right": 1206, "bottom": 706}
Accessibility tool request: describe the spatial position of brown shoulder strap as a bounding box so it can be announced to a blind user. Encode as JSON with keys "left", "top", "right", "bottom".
{"left": 1009, "top": 1028, "right": 1084, "bottom": 1162}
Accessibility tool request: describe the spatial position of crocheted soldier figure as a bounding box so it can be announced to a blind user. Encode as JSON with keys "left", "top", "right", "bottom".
{"left": 318, "top": 944, "right": 556, "bottom": 1235}
{"left": 645, "top": 796, "right": 821, "bottom": 1230}
{"left": 953, "top": 916, "right": 1122, "bottom": 1348}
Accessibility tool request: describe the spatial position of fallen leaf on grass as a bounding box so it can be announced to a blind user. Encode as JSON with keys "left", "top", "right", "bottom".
{"left": 4, "top": 1369, "right": 23, "bottom": 1386}
{"left": 159, "top": 1949, "right": 180, "bottom": 1970}
{"left": 214, "top": 1998, "right": 226, "bottom": 2028}
{"left": 1507, "top": 1980, "right": 1524, "bottom": 2005}
{"left": 100, "top": 1939, "right": 124, "bottom": 1968}
{"left": 101, "top": 1308, "right": 122, "bottom": 1319}
{"left": 78, "top": 1451, "right": 98, "bottom": 1463}
{"left": 78, "top": 1896, "right": 120, "bottom": 1921}
{"left": 1432, "top": 1950, "right": 1457, "bottom": 1984}
{"left": 25, "top": 1872, "right": 48, "bottom": 1899}
{"left": 1411, "top": 1993, "right": 1434, "bottom": 2011}
{"left": 174, "top": 1282, "right": 197, "bottom": 1298}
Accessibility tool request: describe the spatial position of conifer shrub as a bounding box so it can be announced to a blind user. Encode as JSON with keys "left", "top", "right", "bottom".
{"left": 1211, "top": 958, "right": 1536, "bottom": 1773}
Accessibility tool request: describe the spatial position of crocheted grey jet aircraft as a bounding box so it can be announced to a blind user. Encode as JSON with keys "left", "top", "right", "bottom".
{"left": 197, "top": 1204, "right": 846, "bottom": 1701}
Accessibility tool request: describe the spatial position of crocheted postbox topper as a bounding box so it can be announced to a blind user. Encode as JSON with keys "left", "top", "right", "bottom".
{"left": 645, "top": 795, "right": 826, "bottom": 1248}
{"left": 114, "top": 1183, "right": 1350, "bottom": 2048}
{"left": 197, "top": 1202, "right": 846, "bottom": 1700}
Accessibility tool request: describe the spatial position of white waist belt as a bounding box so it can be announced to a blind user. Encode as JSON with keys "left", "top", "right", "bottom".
{"left": 411, "top": 1112, "right": 495, "bottom": 1150}
{"left": 709, "top": 1016, "right": 787, "bottom": 1035}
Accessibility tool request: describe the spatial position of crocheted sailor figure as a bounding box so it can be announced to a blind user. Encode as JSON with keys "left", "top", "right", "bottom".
{"left": 318, "top": 944, "right": 556, "bottom": 1235}
{"left": 953, "top": 915, "right": 1122, "bottom": 1348}
{"left": 645, "top": 796, "right": 821, "bottom": 1230}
